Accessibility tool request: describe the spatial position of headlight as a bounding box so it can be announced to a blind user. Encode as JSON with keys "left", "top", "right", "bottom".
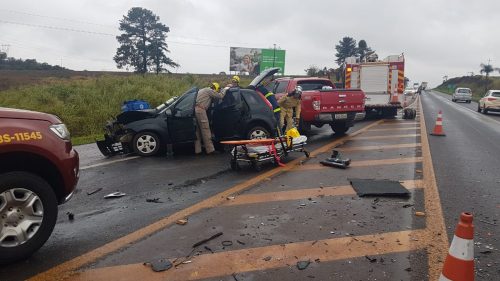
{"left": 49, "top": 123, "right": 71, "bottom": 140}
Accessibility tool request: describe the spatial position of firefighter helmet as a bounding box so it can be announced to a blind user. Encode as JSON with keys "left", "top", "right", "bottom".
{"left": 211, "top": 82, "right": 220, "bottom": 92}
{"left": 232, "top": 75, "right": 240, "bottom": 84}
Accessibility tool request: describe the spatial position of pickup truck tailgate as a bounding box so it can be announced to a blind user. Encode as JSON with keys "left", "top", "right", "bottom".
{"left": 319, "top": 89, "right": 365, "bottom": 112}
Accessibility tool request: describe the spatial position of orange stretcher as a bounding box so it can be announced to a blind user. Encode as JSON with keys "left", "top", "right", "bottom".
{"left": 221, "top": 136, "right": 309, "bottom": 171}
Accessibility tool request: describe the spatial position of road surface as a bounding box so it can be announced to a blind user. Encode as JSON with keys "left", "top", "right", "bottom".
{"left": 1, "top": 92, "right": 498, "bottom": 280}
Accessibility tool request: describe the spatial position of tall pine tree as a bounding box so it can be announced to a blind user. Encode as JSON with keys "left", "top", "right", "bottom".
{"left": 114, "top": 7, "right": 178, "bottom": 74}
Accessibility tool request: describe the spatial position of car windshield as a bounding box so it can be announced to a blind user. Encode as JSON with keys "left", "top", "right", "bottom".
{"left": 458, "top": 89, "right": 471, "bottom": 93}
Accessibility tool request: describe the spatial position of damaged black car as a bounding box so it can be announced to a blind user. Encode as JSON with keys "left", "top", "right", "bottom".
{"left": 96, "top": 68, "right": 279, "bottom": 157}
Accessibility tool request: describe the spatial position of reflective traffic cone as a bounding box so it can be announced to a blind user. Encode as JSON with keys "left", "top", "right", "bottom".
{"left": 431, "top": 110, "right": 446, "bottom": 136}
{"left": 439, "top": 212, "right": 474, "bottom": 281}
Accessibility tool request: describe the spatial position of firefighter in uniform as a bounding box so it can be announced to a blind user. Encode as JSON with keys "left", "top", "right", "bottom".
{"left": 278, "top": 86, "right": 302, "bottom": 132}
{"left": 194, "top": 82, "right": 225, "bottom": 154}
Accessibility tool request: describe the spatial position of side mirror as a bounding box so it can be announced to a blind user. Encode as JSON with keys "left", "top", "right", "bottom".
{"left": 165, "top": 108, "right": 173, "bottom": 116}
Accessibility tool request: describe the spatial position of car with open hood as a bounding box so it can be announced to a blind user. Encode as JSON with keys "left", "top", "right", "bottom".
{"left": 96, "top": 68, "right": 279, "bottom": 157}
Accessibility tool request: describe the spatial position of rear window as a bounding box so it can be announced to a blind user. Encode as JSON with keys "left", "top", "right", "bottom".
{"left": 297, "top": 80, "right": 334, "bottom": 91}
{"left": 491, "top": 92, "right": 500, "bottom": 97}
{"left": 457, "top": 89, "right": 471, "bottom": 94}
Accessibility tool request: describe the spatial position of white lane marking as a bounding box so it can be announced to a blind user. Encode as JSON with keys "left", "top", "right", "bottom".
{"left": 429, "top": 91, "right": 500, "bottom": 126}
{"left": 81, "top": 156, "right": 141, "bottom": 170}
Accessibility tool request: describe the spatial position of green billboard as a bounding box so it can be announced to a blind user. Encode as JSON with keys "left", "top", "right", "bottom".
{"left": 230, "top": 47, "right": 285, "bottom": 75}
{"left": 260, "top": 49, "right": 285, "bottom": 75}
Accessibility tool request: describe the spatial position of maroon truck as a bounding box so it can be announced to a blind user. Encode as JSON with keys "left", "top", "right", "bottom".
{"left": 0, "top": 107, "right": 79, "bottom": 264}
{"left": 272, "top": 77, "right": 365, "bottom": 134}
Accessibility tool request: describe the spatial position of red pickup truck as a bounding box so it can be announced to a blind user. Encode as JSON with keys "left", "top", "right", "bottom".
{"left": 272, "top": 77, "right": 365, "bottom": 134}
{"left": 0, "top": 107, "right": 79, "bottom": 264}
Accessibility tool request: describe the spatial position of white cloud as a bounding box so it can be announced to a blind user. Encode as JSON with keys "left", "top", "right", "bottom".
{"left": 1, "top": 0, "right": 499, "bottom": 86}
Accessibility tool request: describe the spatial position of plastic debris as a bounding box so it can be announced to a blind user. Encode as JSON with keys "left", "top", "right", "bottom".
{"left": 263, "top": 256, "right": 272, "bottom": 261}
{"left": 104, "top": 192, "right": 126, "bottom": 199}
{"left": 176, "top": 219, "right": 188, "bottom": 225}
{"left": 87, "top": 188, "right": 102, "bottom": 195}
{"left": 320, "top": 150, "right": 351, "bottom": 169}
{"left": 192, "top": 232, "right": 223, "bottom": 248}
{"left": 66, "top": 212, "right": 74, "bottom": 221}
{"left": 146, "top": 198, "right": 163, "bottom": 203}
{"left": 144, "top": 258, "right": 172, "bottom": 272}
{"left": 297, "top": 260, "right": 311, "bottom": 270}
{"left": 415, "top": 211, "right": 426, "bottom": 217}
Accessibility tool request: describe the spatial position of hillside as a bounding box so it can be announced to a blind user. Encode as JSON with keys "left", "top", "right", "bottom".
{"left": 435, "top": 75, "right": 500, "bottom": 101}
{"left": 0, "top": 73, "right": 251, "bottom": 144}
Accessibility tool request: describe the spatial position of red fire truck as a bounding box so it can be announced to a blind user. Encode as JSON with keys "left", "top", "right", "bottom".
{"left": 345, "top": 54, "right": 405, "bottom": 117}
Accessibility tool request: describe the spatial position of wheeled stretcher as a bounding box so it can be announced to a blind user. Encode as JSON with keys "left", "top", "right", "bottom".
{"left": 221, "top": 136, "right": 310, "bottom": 171}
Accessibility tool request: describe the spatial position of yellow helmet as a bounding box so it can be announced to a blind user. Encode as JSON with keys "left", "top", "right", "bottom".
{"left": 232, "top": 75, "right": 240, "bottom": 84}
{"left": 211, "top": 82, "right": 220, "bottom": 92}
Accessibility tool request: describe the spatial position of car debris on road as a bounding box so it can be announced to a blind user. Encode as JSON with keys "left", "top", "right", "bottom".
{"left": 320, "top": 150, "right": 351, "bottom": 169}
{"left": 103, "top": 191, "right": 126, "bottom": 199}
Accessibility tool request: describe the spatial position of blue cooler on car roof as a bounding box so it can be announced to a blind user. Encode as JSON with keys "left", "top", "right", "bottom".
{"left": 121, "top": 100, "right": 151, "bottom": 112}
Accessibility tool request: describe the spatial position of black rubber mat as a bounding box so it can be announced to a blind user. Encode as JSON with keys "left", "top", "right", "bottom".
{"left": 349, "top": 179, "right": 410, "bottom": 197}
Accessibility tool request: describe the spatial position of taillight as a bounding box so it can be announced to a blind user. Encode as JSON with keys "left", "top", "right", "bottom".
{"left": 487, "top": 97, "right": 497, "bottom": 101}
{"left": 257, "top": 92, "right": 273, "bottom": 110}
{"left": 312, "top": 96, "right": 321, "bottom": 111}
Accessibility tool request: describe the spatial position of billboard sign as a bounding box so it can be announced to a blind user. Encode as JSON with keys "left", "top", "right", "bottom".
{"left": 230, "top": 47, "right": 285, "bottom": 75}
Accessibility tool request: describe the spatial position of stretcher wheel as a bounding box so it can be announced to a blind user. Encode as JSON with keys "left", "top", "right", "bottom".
{"left": 230, "top": 160, "right": 240, "bottom": 171}
{"left": 304, "top": 151, "right": 310, "bottom": 158}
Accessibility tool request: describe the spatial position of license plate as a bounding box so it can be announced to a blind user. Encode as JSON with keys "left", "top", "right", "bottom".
{"left": 334, "top": 113, "right": 347, "bottom": 119}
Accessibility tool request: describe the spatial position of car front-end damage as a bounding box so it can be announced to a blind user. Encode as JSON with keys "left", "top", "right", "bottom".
{"left": 96, "top": 119, "right": 134, "bottom": 156}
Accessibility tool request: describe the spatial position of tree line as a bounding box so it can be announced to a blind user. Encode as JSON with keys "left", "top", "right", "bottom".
{"left": 0, "top": 52, "right": 67, "bottom": 71}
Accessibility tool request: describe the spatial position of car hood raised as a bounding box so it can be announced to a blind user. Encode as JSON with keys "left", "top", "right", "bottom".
{"left": 249, "top": 67, "right": 280, "bottom": 88}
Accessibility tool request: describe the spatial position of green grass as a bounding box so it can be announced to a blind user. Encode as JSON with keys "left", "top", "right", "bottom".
{"left": 435, "top": 75, "right": 500, "bottom": 102}
{"left": 0, "top": 74, "right": 252, "bottom": 145}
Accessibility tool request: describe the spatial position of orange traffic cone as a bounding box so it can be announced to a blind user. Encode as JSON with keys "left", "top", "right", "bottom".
{"left": 439, "top": 212, "right": 474, "bottom": 281}
{"left": 431, "top": 110, "right": 446, "bottom": 136}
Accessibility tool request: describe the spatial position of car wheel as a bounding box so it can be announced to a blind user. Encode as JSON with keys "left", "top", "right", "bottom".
{"left": 0, "top": 172, "right": 58, "bottom": 264}
{"left": 482, "top": 107, "right": 488, "bottom": 114}
{"left": 330, "top": 123, "right": 349, "bottom": 135}
{"left": 247, "top": 126, "right": 270, "bottom": 140}
{"left": 133, "top": 131, "right": 161, "bottom": 156}
{"left": 477, "top": 105, "right": 481, "bottom": 112}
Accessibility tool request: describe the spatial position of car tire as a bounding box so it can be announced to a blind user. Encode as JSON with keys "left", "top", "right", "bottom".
{"left": 298, "top": 119, "right": 311, "bottom": 135}
{"left": 132, "top": 131, "right": 161, "bottom": 156}
{"left": 330, "top": 123, "right": 349, "bottom": 135}
{"left": 477, "top": 105, "right": 481, "bottom": 112}
{"left": 0, "top": 172, "right": 58, "bottom": 264}
{"left": 247, "top": 126, "right": 270, "bottom": 140}
{"left": 482, "top": 107, "right": 488, "bottom": 114}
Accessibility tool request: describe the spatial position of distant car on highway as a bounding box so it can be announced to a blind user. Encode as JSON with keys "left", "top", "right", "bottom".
{"left": 452, "top": 88, "right": 472, "bottom": 103}
{"left": 0, "top": 108, "right": 79, "bottom": 264}
{"left": 96, "top": 69, "right": 279, "bottom": 157}
{"left": 478, "top": 90, "right": 500, "bottom": 114}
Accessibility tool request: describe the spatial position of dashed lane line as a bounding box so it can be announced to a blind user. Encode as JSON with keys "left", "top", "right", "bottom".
{"left": 72, "top": 230, "right": 427, "bottom": 281}
{"left": 337, "top": 143, "right": 421, "bottom": 152}
{"left": 224, "top": 179, "right": 422, "bottom": 206}
{"left": 297, "top": 157, "right": 423, "bottom": 171}
{"left": 352, "top": 134, "right": 420, "bottom": 140}
{"left": 28, "top": 120, "right": 385, "bottom": 281}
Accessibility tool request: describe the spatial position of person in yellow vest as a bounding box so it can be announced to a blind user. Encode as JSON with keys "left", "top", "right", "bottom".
{"left": 194, "top": 82, "right": 225, "bottom": 155}
{"left": 278, "top": 86, "right": 302, "bottom": 132}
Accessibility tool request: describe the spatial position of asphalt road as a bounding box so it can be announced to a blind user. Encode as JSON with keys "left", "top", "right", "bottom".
{"left": 1, "top": 119, "right": 380, "bottom": 281}
{"left": 1, "top": 92, "right": 498, "bottom": 280}
{"left": 422, "top": 90, "right": 500, "bottom": 279}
